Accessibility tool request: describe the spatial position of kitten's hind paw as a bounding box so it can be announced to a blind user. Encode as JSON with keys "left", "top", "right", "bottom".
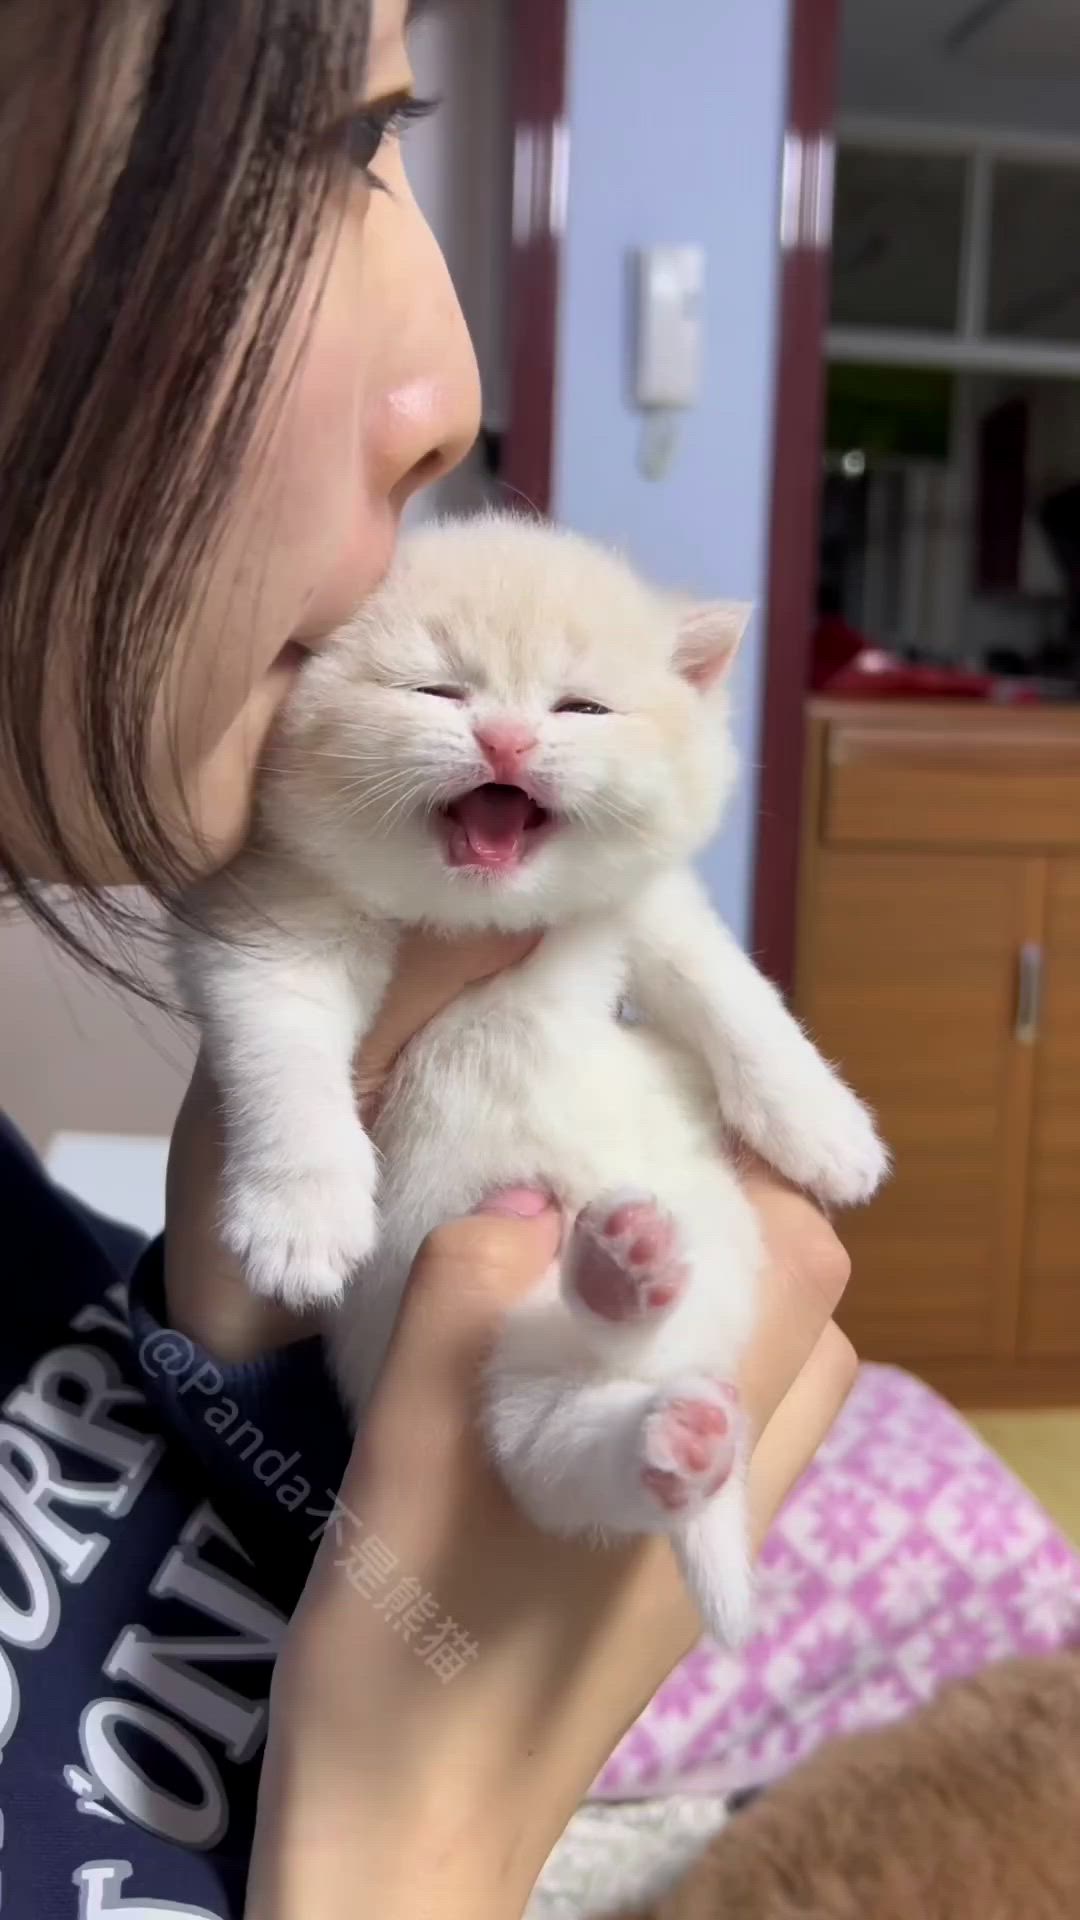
{"left": 563, "top": 1190, "right": 689, "bottom": 1325}
{"left": 639, "top": 1375, "right": 740, "bottom": 1520}
{"left": 222, "top": 1161, "right": 378, "bottom": 1307}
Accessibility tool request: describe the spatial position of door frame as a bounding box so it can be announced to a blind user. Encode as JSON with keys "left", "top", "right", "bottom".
{"left": 502, "top": 0, "right": 570, "bottom": 515}
{"left": 751, "top": 0, "right": 843, "bottom": 989}
{"left": 504, "top": 0, "right": 843, "bottom": 990}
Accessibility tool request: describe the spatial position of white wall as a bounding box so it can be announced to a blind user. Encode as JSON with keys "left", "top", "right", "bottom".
{"left": 0, "top": 906, "right": 194, "bottom": 1153}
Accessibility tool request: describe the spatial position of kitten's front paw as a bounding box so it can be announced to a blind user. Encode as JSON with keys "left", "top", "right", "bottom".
{"left": 773, "top": 1080, "right": 889, "bottom": 1209}
{"left": 223, "top": 1151, "right": 378, "bottom": 1307}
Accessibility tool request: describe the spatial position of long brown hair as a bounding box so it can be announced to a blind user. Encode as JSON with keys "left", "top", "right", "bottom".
{"left": 0, "top": 0, "right": 371, "bottom": 977}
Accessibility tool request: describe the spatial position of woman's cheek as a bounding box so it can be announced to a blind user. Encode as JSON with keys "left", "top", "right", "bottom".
{"left": 249, "top": 361, "right": 361, "bottom": 629}
{"left": 268, "top": 239, "right": 393, "bottom": 639}
{"left": 173, "top": 662, "right": 302, "bottom": 868}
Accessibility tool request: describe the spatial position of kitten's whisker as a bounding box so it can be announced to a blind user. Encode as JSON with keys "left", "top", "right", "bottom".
{"left": 333, "top": 768, "right": 433, "bottom": 809}
{"left": 366, "top": 773, "right": 437, "bottom": 837}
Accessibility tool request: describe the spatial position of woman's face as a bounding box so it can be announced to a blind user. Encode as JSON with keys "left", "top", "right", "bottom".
{"left": 115, "top": 0, "right": 480, "bottom": 879}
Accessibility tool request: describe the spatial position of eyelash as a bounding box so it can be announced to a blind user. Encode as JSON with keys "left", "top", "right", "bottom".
{"left": 346, "top": 94, "right": 439, "bottom": 190}
{"left": 415, "top": 687, "right": 612, "bottom": 717}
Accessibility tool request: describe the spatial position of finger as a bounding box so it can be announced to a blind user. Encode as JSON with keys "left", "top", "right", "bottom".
{"left": 342, "top": 1207, "right": 562, "bottom": 1489}
{"left": 748, "top": 1321, "right": 858, "bottom": 1549}
{"left": 355, "top": 929, "right": 538, "bottom": 1095}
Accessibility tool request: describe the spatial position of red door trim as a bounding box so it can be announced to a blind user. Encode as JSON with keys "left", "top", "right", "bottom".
{"left": 502, "top": 0, "right": 570, "bottom": 516}
{"left": 751, "top": 0, "right": 842, "bottom": 988}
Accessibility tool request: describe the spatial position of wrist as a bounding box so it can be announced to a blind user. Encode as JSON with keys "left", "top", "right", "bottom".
{"left": 247, "top": 1725, "right": 542, "bottom": 1920}
{"left": 249, "top": 1602, "right": 583, "bottom": 1920}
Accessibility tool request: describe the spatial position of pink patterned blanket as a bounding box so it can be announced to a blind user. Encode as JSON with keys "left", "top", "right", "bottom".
{"left": 593, "top": 1364, "right": 1080, "bottom": 1801}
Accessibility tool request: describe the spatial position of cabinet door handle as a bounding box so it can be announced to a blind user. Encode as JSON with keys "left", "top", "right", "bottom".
{"left": 1015, "top": 941, "right": 1043, "bottom": 1046}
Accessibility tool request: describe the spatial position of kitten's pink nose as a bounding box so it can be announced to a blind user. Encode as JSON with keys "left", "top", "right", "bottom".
{"left": 474, "top": 719, "right": 538, "bottom": 782}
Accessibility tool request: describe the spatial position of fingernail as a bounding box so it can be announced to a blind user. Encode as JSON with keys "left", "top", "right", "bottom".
{"left": 473, "top": 1184, "right": 554, "bottom": 1219}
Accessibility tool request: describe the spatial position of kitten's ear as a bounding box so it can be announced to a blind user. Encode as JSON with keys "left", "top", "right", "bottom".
{"left": 673, "top": 600, "right": 753, "bottom": 692}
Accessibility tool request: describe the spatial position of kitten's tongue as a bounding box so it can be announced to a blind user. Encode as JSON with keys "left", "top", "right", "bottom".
{"left": 446, "top": 784, "right": 531, "bottom": 869}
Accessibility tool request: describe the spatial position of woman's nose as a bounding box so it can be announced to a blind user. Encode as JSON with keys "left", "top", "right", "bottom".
{"left": 375, "top": 198, "right": 482, "bottom": 514}
{"left": 386, "top": 361, "right": 480, "bottom": 510}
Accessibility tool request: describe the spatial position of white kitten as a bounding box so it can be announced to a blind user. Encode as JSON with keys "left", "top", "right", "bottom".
{"left": 175, "top": 513, "right": 887, "bottom": 1644}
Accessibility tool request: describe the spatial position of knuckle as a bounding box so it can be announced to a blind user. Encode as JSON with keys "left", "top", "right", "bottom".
{"left": 798, "top": 1216, "right": 852, "bottom": 1316}
{"left": 827, "top": 1324, "right": 859, "bottom": 1397}
{"left": 415, "top": 1216, "right": 501, "bottom": 1271}
{"left": 412, "top": 1216, "right": 543, "bottom": 1301}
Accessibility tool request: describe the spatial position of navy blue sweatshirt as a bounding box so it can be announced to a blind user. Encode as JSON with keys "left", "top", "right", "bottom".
{"left": 1, "top": 1118, "right": 353, "bottom": 1918}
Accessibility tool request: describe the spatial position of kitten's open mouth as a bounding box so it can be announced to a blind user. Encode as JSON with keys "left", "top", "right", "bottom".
{"left": 436, "top": 783, "right": 554, "bottom": 873}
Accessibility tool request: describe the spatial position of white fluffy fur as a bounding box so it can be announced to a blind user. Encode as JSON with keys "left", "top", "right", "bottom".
{"left": 175, "top": 514, "right": 887, "bottom": 1644}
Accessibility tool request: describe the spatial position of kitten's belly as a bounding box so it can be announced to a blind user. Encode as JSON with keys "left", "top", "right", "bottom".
{"left": 377, "top": 1003, "right": 721, "bottom": 1224}
{"left": 327, "top": 996, "right": 732, "bottom": 1411}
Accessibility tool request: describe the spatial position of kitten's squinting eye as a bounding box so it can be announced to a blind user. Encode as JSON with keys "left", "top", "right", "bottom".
{"left": 416, "top": 684, "right": 466, "bottom": 702}
{"left": 554, "top": 699, "right": 611, "bottom": 717}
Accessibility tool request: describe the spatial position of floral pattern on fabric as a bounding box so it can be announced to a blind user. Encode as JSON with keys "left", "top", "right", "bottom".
{"left": 592, "top": 1365, "right": 1080, "bottom": 1801}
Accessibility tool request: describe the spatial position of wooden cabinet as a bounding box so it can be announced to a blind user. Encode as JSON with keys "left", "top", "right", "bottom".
{"left": 796, "top": 702, "right": 1080, "bottom": 1406}
{"left": 1023, "top": 860, "right": 1080, "bottom": 1358}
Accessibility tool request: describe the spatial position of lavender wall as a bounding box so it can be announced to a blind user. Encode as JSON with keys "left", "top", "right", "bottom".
{"left": 553, "top": 0, "right": 791, "bottom": 940}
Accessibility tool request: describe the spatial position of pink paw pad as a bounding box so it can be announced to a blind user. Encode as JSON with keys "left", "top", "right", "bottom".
{"left": 639, "top": 1379, "right": 739, "bottom": 1516}
{"left": 566, "top": 1193, "right": 688, "bottom": 1324}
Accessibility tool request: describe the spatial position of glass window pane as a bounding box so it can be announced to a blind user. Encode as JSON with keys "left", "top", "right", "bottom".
{"left": 988, "top": 162, "right": 1080, "bottom": 344}
{"left": 831, "top": 147, "right": 967, "bottom": 334}
{"left": 817, "top": 368, "right": 1080, "bottom": 690}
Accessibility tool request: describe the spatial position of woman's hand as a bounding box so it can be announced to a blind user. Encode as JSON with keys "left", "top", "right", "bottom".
{"left": 164, "top": 926, "right": 537, "bottom": 1358}
{"left": 246, "top": 1173, "right": 855, "bottom": 1920}
{"left": 165, "top": 937, "right": 855, "bottom": 1917}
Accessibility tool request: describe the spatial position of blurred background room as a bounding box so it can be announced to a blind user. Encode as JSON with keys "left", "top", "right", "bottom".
{"left": 10, "top": 7, "right": 1080, "bottom": 1912}
{"left": 7, "top": 0, "right": 1080, "bottom": 1475}
{"left": 7, "top": 10, "right": 1080, "bottom": 1901}
{"left": 795, "top": 0, "right": 1080, "bottom": 1515}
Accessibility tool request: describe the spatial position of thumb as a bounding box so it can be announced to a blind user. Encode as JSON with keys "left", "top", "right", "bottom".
{"left": 344, "top": 1199, "right": 562, "bottom": 1482}
{"left": 355, "top": 930, "right": 537, "bottom": 1100}
{"left": 391, "top": 1200, "right": 561, "bottom": 1388}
